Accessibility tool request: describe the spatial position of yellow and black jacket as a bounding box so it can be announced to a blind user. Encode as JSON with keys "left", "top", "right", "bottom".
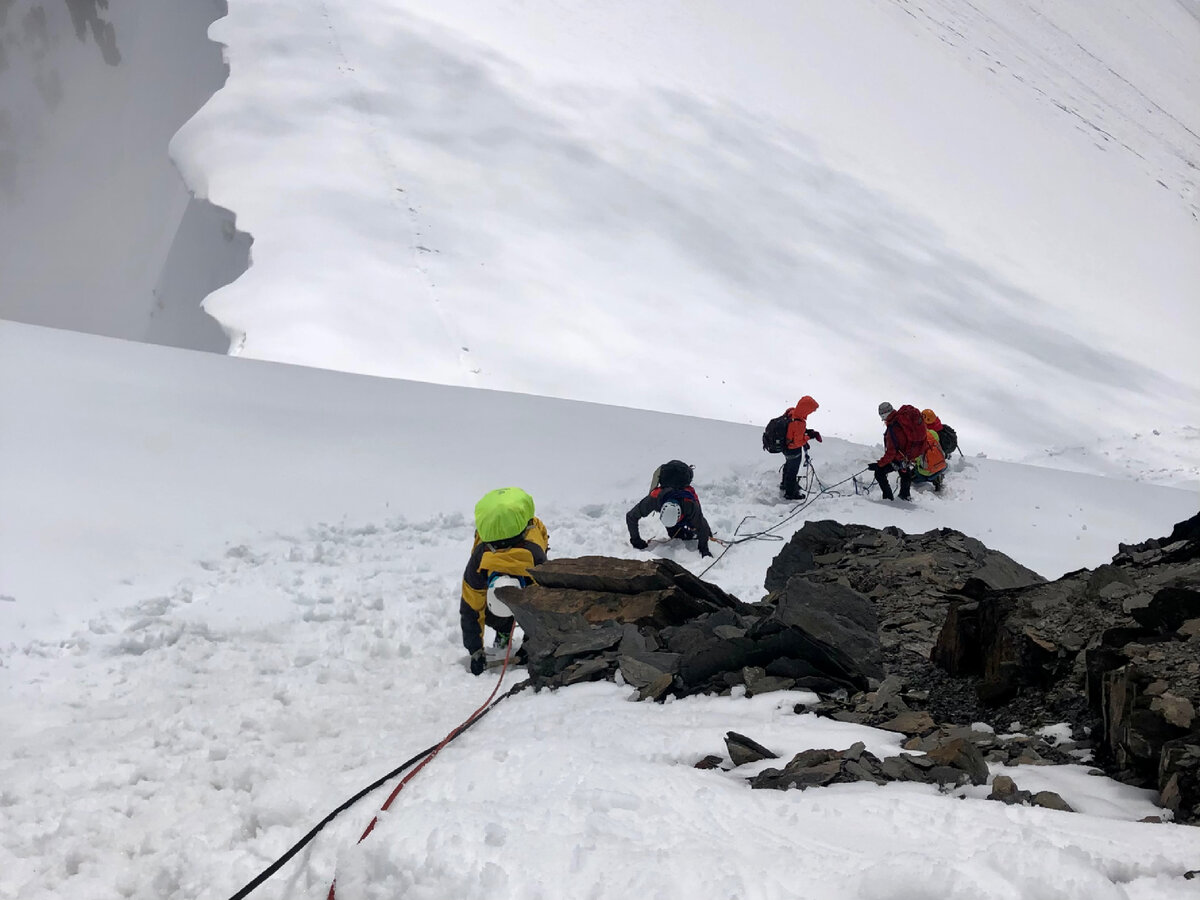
{"left": 459, "top": 517, "right": 549, "bottom": 653}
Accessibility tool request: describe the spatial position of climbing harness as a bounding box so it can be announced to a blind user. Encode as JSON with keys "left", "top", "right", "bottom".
{"left": 224, "top": 643, "right": 526, "bottom": 900}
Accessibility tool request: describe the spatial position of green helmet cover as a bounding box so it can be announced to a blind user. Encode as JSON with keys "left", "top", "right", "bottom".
{"left": 475, "top": 487, "right": 535, "bottom": 543}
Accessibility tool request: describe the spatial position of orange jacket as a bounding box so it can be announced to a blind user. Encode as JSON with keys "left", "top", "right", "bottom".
{"left": 784, "top": 396, "right": 819, "bottom": 451}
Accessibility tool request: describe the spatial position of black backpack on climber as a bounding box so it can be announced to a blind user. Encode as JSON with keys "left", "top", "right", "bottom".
{"left": 654, "top": 459, "right": 694, "bottom": 490}
{"left": 938, "top": 423, "right": 959, "bottom": 456}
{"left": 762, "top": 414, "right": 790, "bottom": 453}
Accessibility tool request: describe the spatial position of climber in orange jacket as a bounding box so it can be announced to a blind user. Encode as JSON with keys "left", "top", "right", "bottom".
{"left": 779, "top": 395, "right": 821, "bottom": 500}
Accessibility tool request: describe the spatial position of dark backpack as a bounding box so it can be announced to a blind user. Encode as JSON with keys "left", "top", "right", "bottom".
{"left": 657, "top": 459, "right": 694, "bottom": 490}
{"left": 891, "top": 404, "right": 929, "bottom": 461}
{"left": 762, "top": 414, "right": 790, "bottom": 453}
{"left": 938, "top": 424, "right": 958, "bottom": 456}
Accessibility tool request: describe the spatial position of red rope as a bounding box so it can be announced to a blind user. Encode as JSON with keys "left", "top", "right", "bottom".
{"left": 327, "top": 639, "right": 516, "bottom": 900}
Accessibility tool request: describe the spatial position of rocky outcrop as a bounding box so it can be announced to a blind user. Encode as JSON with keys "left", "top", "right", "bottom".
{"left": 504, "top": 514, "right": 1200, "bottom": 822}
{"left": 503, "top": 555, "right": 883, "bottom": 700}
{"left": 930, "top": 511, "right": 1200, "bottom": 821}
{"left": 763, "top": 521, "right": 1043, "bottom": 682}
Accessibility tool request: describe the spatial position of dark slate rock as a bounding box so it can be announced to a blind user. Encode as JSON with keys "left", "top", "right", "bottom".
{"left": 927, "top": 766, "right": 970, "bottom": 787}
{"left": 842, "top": 741, "right": 868, "bottom": 762}
{"left": 660, "top": 623, "right": 712, "bottom": 656}
{"left": 618, "top": 623, "right": 648, "bottom": 655}
{"left": 878, "top": 710, "right": 936, "bottom": 736}
{"left": 1031, "top": 791, "right": 1074, "bottom": 812}
{"left": 987, "top": 774, "right": 1029, "bottom": 804}
{"left": 713, "top": 624, "right": 747, "bottom": 640}
{"left": 618, "top": 652, "right": 681, "bottom": 688}
{"left": 869, "top": 675, "right": 910, "bottom": 713}
{"left": 773, "top": 578, "right": 884, "bottom": 681}
{"left": 679, "top": 637, "right": 756, "bottom": 687}
{"left": 880, "top": 754, "right": 928, "bottom": 782}
{"left": 924, "top": 738, "right": 989, "bottom": 785}
{"left": 725, "top": 731, "right": 779, "bottom": 767}
{"left": 745, "top": 626, "right": 864, "bottom": 693}
{"left": 764, "top": 657, "right": 828, "bottom": 681}
{"left": 530, "top": 556, "right": 676, "bottom": 593}
{"left": 1131, "top": 586, "right": 1200, "bottom": 634}
{"left": 554, "top": 624, "right": 624, "bottom": 658}
{"left": 1164, "top": 512, "right": 1200, "bottom": 546}
{"left": 972, "top": 554, "right": 1045, "bottom": 591}
{"left": 638, "top": 673, "right": 675, "bottom": 702}
{"left": 843, "top": 758, "right": 887, "bottom": 784}
{"left": 563, "top": 658, "right": 614, "bottom": 685}
{"left": 743, "top": 671, "right": 797, "bottom": 697}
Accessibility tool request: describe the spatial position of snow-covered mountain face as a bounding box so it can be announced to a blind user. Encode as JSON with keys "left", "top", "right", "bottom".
{"left": 169, "top": 0, "right": 1198, "bottom": 474}
{"left": 3, "top": 1, "right": 1197, "bottom": 481}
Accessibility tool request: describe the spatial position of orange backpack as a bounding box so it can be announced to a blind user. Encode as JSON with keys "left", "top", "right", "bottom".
{"left": 919, "top": 429, "right": 947, "bottom": 475}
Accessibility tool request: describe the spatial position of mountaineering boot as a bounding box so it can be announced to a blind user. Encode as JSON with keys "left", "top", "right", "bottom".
{"left": 933, "top": 474, "right": 944, "bottom": 493}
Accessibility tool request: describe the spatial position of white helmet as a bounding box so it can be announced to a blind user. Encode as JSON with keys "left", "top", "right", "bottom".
{"left": 487, "top": 575, "right": 522, "bottom": 617}
{"left": 659, "top": 501, "right": 683, "bottom": 529}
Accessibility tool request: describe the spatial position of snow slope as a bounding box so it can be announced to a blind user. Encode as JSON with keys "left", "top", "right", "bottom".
{"left": 3, "top": 320, "right": 1198, "bottom": 900}
{"left": 172, "top": 0, "right": 1200, "bottom": 470}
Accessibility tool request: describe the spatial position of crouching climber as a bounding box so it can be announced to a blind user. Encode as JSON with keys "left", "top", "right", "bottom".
{"left": 460, "top": 487, "right": 549, "bottom": 675}
{"left": 912, "top": 414, "right": 949, "bottom": 492}
{"left": 922, "top": 408, "right": 958, "bottom": 457}
{"left": 867, "top": 402, "right": 927, "bottom": 501}
{"left": 627, "top": 460, "right": 714, "bottom": 558}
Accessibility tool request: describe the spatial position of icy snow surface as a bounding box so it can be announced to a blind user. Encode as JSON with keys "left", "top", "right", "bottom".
{"left": 3, "top": 0, "right": 1200, "bottom": 897}
{"left": 2, "top": 320, "right": 1199, "bottom": 900}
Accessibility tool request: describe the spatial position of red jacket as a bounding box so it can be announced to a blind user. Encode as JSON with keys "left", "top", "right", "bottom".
{"left": 784, "top": 396, "right": 819, "bottom": 451}
{"left": 877, "top": 410, "right": 906, "bottom": 467}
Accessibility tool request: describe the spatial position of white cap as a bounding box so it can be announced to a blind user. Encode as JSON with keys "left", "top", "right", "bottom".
{"left": 487, "top": 575, "right": 522, "bottom": 617}
{"left": 659, "top": 501, "right": 683, "bottom": 529}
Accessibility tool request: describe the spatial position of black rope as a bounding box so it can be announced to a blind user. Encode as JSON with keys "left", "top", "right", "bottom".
{"left": 225, "top": 681, "right": 526, "bottom": 900}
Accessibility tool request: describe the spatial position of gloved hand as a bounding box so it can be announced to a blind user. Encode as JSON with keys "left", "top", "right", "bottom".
{"left": 806, "top": 429, "right": 823, "bottom": 442}
{"left": 630, "top": 536, "right": 648, "bottom": 550}
{"left": 699, "top": 545, "right": 713, "bottom": 558}
{"left": 866, "top": 462, "right": 879, "bottom": 472}
{"left": 469, "top": 649, "right": 487, "bottom": 676}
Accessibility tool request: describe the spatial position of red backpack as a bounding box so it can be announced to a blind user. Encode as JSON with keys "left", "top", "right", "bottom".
{"left": 891, "top": 405, "right": 929, "bottom": 461}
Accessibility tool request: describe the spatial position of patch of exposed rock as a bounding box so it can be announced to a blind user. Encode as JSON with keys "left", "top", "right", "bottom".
{"left": 503, "top": 513, "right": 1200, "bottom": 822}
{"left": 503, "top": 556, "right": 884, "bottom": 700}
{"left": 764, "top": 520, "right": 1042, "bottom": 677}
{"left": 931, "top": 512, "right": 1200, "bottom": 821}
{"left": 762, "top": 520, "right": 1053, "bottom": 728}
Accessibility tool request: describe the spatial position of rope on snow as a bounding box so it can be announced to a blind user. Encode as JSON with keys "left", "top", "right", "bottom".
{"left": 700, "top": 464, "right": 871, "bottom": 579}
{"left": 224, "top": 643, "right": 526, "bottom": 900}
